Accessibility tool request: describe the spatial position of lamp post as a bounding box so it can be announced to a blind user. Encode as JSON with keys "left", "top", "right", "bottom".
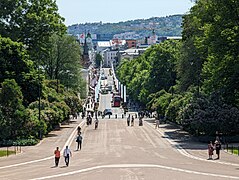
{"left": 37, "top": 54, "right": 42, "bottom": 140}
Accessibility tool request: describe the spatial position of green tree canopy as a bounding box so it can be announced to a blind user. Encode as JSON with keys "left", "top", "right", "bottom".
{"left": 0, "top": 79, "right": 26, "bottom": 140}
{"left": 0, "top": 36, "right": 39, "bottom": 105}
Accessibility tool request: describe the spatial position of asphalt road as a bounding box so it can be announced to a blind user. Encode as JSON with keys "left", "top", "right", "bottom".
{"left": 0, "top": 68, "right": 238, "bottom": 179}
{"left": 0, "top": 116, "right": 239, "bottom": 180}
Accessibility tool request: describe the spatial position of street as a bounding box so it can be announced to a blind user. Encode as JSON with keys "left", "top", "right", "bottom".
{"left": 0, "top": 68, "right": 238, "bottom": 180}
{"left": 0, "top": 115, "right": 238, "bottom": 179}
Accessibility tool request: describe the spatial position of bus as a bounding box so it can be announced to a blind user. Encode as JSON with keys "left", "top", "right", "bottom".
{"left": 112, "top": 95, "right": 121, "bottom": 107}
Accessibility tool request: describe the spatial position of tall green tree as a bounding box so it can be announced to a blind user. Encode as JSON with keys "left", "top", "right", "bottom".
{"left": 198, "top": 0, "right": 239, "bottom": 106}
{"left": 95, "top": 53, "right": 103, "bottom": 68}
{"left": 0, "top": 36, "right": 39, "bottom": 105}
{"left": 0, "top": 0, "right": 66, "bottom": 60}
{"left": 44, "top": 34, "right": 85, "bottom": 94}
{"left": 0, "top": 79, "right": 26, "bottom": 140}
{"left": 146, "top": 40, "right": 181, "bottom": 95}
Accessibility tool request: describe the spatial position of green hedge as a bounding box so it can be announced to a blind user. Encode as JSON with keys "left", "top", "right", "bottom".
{"left": 0, "top": 139, "right": 39, "bottom": 147}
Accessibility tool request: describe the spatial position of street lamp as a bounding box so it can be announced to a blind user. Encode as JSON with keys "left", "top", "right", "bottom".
{"left": 37, "top": 55, "right": 42, "bottom": 140}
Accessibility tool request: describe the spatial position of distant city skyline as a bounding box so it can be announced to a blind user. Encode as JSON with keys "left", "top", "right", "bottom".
{"left": 56, "top": 0, "right": 195, "bottom": 26}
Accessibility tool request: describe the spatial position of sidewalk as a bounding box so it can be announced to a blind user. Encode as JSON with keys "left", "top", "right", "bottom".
{"left": 0, "top": 116, "right": 85, "bottom": 167}
{"left": 144, "top": 118, "right": 239, "bottom": 166}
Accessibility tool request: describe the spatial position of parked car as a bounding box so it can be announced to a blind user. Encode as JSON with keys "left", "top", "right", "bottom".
{"left": 103, "top": 109, "right": 112, "bottom": 116}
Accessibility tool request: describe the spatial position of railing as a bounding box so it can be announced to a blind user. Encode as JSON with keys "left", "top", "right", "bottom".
{"left": 225, "top": 144, "right": 239, "bottom": 156}
{"left": 0, "top": 146, "right": 22, "bottom": 157}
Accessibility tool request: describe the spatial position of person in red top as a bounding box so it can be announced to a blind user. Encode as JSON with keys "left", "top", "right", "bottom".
{"left": 54, "top": 147, "right": 60, "bottom": 166}
{"left": 208, "top": 141, "right": 214, "bottom": 160}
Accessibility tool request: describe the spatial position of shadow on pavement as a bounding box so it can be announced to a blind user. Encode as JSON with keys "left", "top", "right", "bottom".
{"left": 60, "top": 165, "right": 68, "bottom": 168}
{"left": 45, "top": 134, "right": 58, "bottom": 138}
{"left": 145, "top": 118, "right": 208, "bottom": 151}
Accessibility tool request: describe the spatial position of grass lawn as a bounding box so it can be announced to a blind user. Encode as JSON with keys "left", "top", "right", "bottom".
{"left": 228, "top": 148, "right": 239, "bottom": 155}
{"left": 0, "top": 150, "right": 15, "bottom": 157}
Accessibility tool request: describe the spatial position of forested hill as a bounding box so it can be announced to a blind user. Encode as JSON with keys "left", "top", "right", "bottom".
{"left": 68, "top": 15, "right": 183, "bottom": 37}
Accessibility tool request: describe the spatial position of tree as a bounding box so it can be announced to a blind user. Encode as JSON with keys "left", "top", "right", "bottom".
{"left": 95, "top": 53, "right": 103, "bottom": 68}
{"left": 180, "top": 0, "right": 239, "bottom": 106}
{"left": 0, "top": 79, "right": 26, "bottom": 140}
{"left": 146, "top": 40, "right": 181, "bottom": 95}
{"left": 44, "top": 34, "right": 85, "bottom": 93}
{"left": 0, "top": 36, "right": 39, "bottom": 105}
{"left": 0, "top": 0, "right": 66, "bottom": 48}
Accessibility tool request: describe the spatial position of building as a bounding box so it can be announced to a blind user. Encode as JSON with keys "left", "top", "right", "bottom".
{"left": 120, "top": 47, "right": 148, "bottom": 61}
{"left": 110, "top": 39, "right": 126, "bottom": 50}
{"left": 96, "top": 41, "right": 111, "bottom": 53}
{"left": 126, "top": 39, "right": 137, "bottom": 48}
{"left": 103, "top": 49, "right": 119, "bottom": 67}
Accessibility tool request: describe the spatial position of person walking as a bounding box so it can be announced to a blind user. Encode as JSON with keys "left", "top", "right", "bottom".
{"left": 127, "top": 115, "right": 130, "bottom": 126}
{"left": 208, "top": 141, "right": 214, "bottom": 160}
{"left": 139, "top": 116, "right": 143, "bottom": 126}
{"left": 94, "top": 118, "right": 99, "bottom": 130}
{"left": 155, "top": 119, "right": 160, "bottom": 129}
{"left": 214, "top": 139, "right": 221, "bottom": 159}
{"left": 54, "top": 147, "right": 60, "bottom": 167}
{"left": 77, "top": 126, "right": 81, "bottom": 135}
{"left": 131, "top": 116, "right": 134, "bottom": 126}
{"left": 63, "top": 146, "right": 72, "bottom": 166}
{"left": 76, "top": 134, "right": 83, "bottom": 150}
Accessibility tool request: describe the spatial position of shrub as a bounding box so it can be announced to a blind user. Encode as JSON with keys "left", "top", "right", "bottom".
{"left": 179, "top": 94, "right": 239, "bottom": 136}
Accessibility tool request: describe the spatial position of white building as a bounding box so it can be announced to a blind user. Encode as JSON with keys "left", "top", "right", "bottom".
{"left": 120, "top": 47, "right": 148, "bottom": 61}
{"left": 96, "top": 41, "right": 111, "bottom": 53}
{"left": 103, "top": 49, "right": 119, "bottom": 67}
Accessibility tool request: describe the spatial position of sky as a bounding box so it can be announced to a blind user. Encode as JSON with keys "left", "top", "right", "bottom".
{"left": 56, "top": 0, "right": 195, "bottom": 26}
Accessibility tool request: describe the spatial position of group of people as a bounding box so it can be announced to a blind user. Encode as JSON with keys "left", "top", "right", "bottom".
{"left": 127, "top": 114, "right": 143, "bottom": 126}
{"left": 127, "top": 114, "right": 134, "bottom": 126}
{"left": 53, "top": 126, "right": 83, "bottom": 167}
{"left": 208, "top": 138, "right": 221, "bottom": 160}
{"left": 54, "top": 146, "right": 72, "bottom": 167}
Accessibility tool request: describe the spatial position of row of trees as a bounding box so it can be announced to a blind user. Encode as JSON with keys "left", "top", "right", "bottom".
{"left": 0, "top": 0, "right": 85, "bottom": 145}
{"left": 116, "top": 0, "right": 239, "bottom": 136}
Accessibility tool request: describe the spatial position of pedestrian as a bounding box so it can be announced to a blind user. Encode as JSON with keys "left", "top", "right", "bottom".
{"left": 155, "top": 119, "right": 160, "bottom": 129}
{"left": 76, "top": 134, "right": 83, "bottom": 150}
{"left": 77, "top": 126, "right": 81, "bottom": 135}
{"left": 127, "top": 114, "right": 130, "bottom": 126}
{"left": 131, "top": 116, "right": 134, "bottom": 126}
{"left": 95, "top": 118, "right": 99, "bottom": 130}
{"left": 54, "top": 147, "right": 60, "bottom": 167}
{"left": 214, "top": 139, "right": 221, "bottom": 159}
{"left": 208, "top": 141, "right": 214, "bottom": 160}
{"left": 63, "top": 146, "right": 72, "bottom": 166}
{"left": 139, "top": 116, "right": 143, "bottom": 126}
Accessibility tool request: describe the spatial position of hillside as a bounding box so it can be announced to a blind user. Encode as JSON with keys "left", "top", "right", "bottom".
{"left": 68, "top": 15, "right": 183, "bottom": 39}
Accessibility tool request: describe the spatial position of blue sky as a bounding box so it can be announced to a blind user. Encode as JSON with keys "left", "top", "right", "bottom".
{"left": 56, "top": 0, "right": 195, "bottom": 26}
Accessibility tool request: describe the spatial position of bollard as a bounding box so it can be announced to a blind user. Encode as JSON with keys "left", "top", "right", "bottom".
{"left": 115, "top": 114, "right": 117, "bottom": 119}
{"left": 109, "top": 114, "right": 110, "bottom": 119}
{"left": 7, "top": 146, "right": 8, "bottom": 157}
{"left": 122, "top": 114, "right": 124, "bottom": 118}
{"left": 238, "top": 146, "right": 239, "bottom": 156}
